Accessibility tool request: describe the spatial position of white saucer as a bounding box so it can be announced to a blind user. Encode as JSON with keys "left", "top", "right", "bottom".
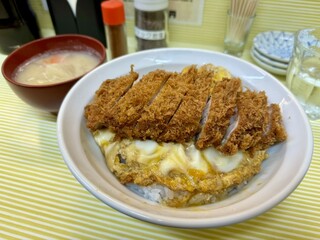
{"left": 250, "top": 49, "right": 287, "bottom": 76}
{"left": 253, "top": 31, "right": 294, "bottom": 63}
{"left": 252, "top": 48, "right": 288, "bottom": 69}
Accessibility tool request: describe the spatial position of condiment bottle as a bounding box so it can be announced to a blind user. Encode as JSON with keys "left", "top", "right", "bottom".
{"left": 101, "top": 0, "right": 128, "bottom": 60}
{"left": 134, "top": 0, "right": 169, "bottom": 51}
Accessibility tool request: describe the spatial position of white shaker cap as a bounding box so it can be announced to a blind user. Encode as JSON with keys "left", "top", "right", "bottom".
{"left": 134, "top": 0, "right": 169, "bottom": 11}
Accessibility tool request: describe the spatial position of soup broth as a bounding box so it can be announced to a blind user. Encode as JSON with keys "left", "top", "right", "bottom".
{"left": 14, "top": 50, "right": 100, "bottom": 85}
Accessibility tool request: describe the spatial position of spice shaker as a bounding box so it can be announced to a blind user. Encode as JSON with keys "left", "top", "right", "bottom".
{"left": 101, "top": 0, "right": 128, "bottom": 60}
{"left": 134, "top": 0, "right": 169, "bottom": 51}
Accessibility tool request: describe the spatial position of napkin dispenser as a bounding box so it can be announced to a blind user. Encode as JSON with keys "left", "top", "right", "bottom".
{"left": 46, "top": 0, "right": 106, "bottom": 47}
{"left": 0, "top": 0, "right": 40, "bottom": 54}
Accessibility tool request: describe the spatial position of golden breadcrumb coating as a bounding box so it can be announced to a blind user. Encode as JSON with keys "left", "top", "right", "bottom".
{"left": 195, "top": 78, "right": 242, "bottom": 149}
{"left": 131, "top": 65, "right": 198, "bottom": 140}
{"left": 109, "top": 69, "right": 171, "bottom": 138}
{"left": 84, "top": 66, "right": 287, "bottom": 154}
{"left": 249, "top": 104, "right": 287, "bottom": 153}
{"left": 217, "top": 90, "right": 269, "bottom": 155}
{"left": 159, "top": 68, "right": 212, "bottom": 143}
{"left": 84, "top": 68, "right": 139, "bottom": 131}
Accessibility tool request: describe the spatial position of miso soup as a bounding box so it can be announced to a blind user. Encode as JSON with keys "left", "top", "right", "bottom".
{"left": 14, "top": 50, "right": 100, "bottom": 85}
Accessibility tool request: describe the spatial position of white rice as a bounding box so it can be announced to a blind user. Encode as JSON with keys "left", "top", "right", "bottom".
{"left": 126, "top": 181, "right": 248, "bottom": 207}
{"left": 126, "top": 183, "right": 175, "bottom": 204}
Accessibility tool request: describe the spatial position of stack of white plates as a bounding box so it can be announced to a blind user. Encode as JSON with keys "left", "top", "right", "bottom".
{"left": 251, "top": 31, "right": 295, "bottom": 76}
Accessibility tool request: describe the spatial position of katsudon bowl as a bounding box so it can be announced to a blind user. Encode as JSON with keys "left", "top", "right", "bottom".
{"left": 57, "top": 48, "right": 313, "bottom": 228}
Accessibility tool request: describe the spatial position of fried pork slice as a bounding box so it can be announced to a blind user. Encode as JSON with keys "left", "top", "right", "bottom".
{"left": 109, "top": 69, "right": 171, "bottom": 137}
{"left": 217, "top": 90, "right": 269, "bottom": 155}
{"left": 195, "top": 78, "right": 242, "bottom": 150}
{"left": 129, "top": 65, "right": 198, "bottom": 140}
{"left": 84, "top": 68, "right": 139, "bottom": 131}
{"left": 249, "top": 104, "right": 287, "bottom": 152}
{"left": 158, "top": 69, "right": 212, "bottom": 143}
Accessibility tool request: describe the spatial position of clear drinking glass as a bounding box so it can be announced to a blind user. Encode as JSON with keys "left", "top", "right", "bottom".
{"left": 224, "top": 10, "right": 255, "bottom": 57}
{"left": 286, "top": 28, "right": 320, "bottom": 120}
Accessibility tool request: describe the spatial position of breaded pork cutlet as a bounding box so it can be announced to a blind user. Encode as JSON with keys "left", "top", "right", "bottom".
{"left": 84, "top": 68, "right": 139, "bottom": 131}
{"left": 109, "top": 69, "right": 171, "bottom": 138}
{"left": 158, "top": 67, "right": 212, "bottom": 143}
{"left": 129, "top": 65, "right": 198, "bottom": 140}
{"left": 217, "top": 90, "right": 269, "bottom": 155}
{"left": 195, "top": 78, "right": 242, "bottom": 150}
{"left": 249, "top": 104, "right": 287, "bottom": 153}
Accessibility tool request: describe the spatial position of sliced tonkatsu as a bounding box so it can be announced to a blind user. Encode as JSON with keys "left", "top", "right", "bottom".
{"left": 217, "top": 90, "right": 269, "bottom": 155}
{"left": 131, "top": 65, "right": 198, "bottom": 140}
{"left": 248, "top": 103, "right": 287, "bottom": 153}
{"left": 195, "top": 77, "right": 242, "bottom": 150}
{"left": 109, "top": 69, "right": 171, "bottom": 138}
{"left": 84, "top": 68, "right": 139, "bottom": 131}
{"left": 158, "top": 67, "right": 212, "bottom": 143}
{"left": 84, "top": 65, "right": 287, "bottom": 156}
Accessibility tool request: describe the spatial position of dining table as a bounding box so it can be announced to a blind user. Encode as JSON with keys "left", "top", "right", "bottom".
{"left": 0, "top": 47, "right": 319, "bottom": 240}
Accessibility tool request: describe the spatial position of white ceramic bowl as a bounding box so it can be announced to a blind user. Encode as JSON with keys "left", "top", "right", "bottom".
{"left": 57, "top": 48, "right": 313, "bottom": 228}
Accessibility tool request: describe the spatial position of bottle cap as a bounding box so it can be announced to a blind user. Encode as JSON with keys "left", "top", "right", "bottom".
{"left": 134, "top": 0, "right": 168, "bottom": 12}
{"left": 101, "top": 0, "right": 126, "bottom": 25}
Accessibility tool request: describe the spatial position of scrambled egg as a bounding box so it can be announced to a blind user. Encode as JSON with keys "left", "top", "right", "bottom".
{"left": 93, "top": 128, "right": 267, "bottom": 208}
{"left": 94, "top": 129, "right": 245, "bottom": 176}
{"left": 212, "top": 66, "right": 232, "bottom": 82}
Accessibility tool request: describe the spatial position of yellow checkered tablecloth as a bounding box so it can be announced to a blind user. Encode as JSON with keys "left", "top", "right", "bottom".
{"left": 0, "top": 50, "right": 319, "bottom": 240}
